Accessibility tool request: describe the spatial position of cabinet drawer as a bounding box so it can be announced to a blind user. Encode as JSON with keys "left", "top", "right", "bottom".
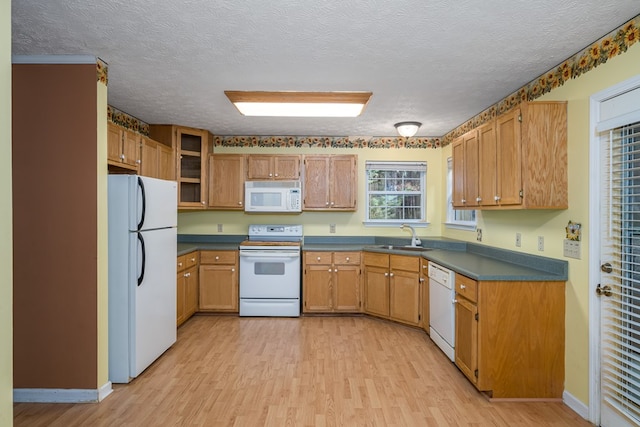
{"left": 455, "top": 273, "right": 478, "bottom": 303}
{"left": 185, "top": 252, "right": 199, "bottom": 268}
{"left": 177, "top": 254, "right": 187, "bottom": 272}
{"left": 200, "top": 250, "right": 237, "bottom": 265}
{"left": 390, "top": 254, "right": 420, "bottom": 272}
{"left": 364, "top": 251, "right": 389, "bottom": 268}
{"left": 333, "top": 252, "right": 361, "bottom": 265}
{"left": 305, "top": 252, "right": 332, "bottom": 264}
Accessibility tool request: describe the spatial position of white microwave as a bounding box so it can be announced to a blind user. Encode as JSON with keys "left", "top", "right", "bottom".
{"left": 244, "top": 181, "right": 302, "bottom": 213}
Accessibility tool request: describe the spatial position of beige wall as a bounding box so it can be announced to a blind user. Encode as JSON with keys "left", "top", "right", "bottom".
{"left": 441, "top": 43, "right": 640, "bottom": 406}
{"left": 97, "top": 80, "right": 109, "bottom": 390}
{"left": 179, "top": 146, "right": 444, "bottom": 237}
{"left": 0, "top": 0, "right": 12, "bottom": 422}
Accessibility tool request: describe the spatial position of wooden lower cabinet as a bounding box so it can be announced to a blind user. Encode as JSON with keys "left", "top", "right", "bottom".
{"left": 363, "top": 252, "right": 423, "bottom": 327}
{"left": 303, "top": 251, "right": 361, "bottom": 313}
{"left": 199, "top": 250, "right": 238, "bottom": 312}
{"left": 177, "top": 252, "right": 199, "bottom": 327}
{"left": 420, "top": 259, "right": 429, "bottom": 333}
{"left": 454, "top": 272, "right": 565, "bottom": 399}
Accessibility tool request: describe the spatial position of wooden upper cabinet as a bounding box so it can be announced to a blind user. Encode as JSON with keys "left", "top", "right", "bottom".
{"left": 246, "top": 154, "right": 301, "bottom": 180}
{"left": 107, "top": 122, "right": 140, "bottom": 171}
{"left": 157, "top": 143, "right": 175, "bottom": 181}
{"left": 451, "top": 137, "right": 465, "bottom": 208}
{"left": 208, "top": 154, "right": 245, "bottom": 209}
{"left": 477, "top": 121, "right": 497, "bottom": 206}
{"left": 452, "top": 101, "right": 567, "bottom": 210}
{"left": 303, "top": 154, "right": 357, "bottom": 211}
{"left": 140, "top": 136, "right": 159, "bottom": 178}
{"left": 150, "top": 125, "right": 211, "bottom": 209}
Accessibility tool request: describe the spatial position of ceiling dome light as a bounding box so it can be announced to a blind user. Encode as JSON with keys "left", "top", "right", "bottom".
{"left": 394, "top": 121, "right": 422, "bottom": 137}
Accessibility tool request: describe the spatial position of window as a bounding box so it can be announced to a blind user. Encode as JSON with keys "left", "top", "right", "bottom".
{"left": 446, "top": 157, "right": 476, "bottom": 229}
{"left": 365, "top": 161, "right": 426, "bottom": 224}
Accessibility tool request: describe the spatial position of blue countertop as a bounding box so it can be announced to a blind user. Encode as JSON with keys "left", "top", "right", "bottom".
{"left": 177, "top": 234, "right": 568, "bottom": 282}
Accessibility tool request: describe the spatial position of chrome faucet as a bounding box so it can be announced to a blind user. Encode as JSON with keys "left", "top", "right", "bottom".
{"left": 401, "top": 223, "right": 422, "bottom": 247}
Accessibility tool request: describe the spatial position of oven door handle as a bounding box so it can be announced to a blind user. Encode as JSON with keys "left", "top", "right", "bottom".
{"left": 240, "top": 251, "right": 300, "bottom": 258}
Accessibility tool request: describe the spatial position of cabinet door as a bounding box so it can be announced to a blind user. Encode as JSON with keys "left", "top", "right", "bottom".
{"left": 496, "top": 108, "right": 522, "bottom": 206}
{"left": 185, "top": 265, "right": 199, "bottom": 318}
{"left": 122, "top": 130, "right": 141, "bottom": 168}
{"left": 107, "top": 123, "right": 124, "bottom": 163}
{"left": 303, "top": 265, "right": 333, "bottom": 312}
{"left": 140, "top": 137, "right": 158, "bottom": 178}
{"left": 389, "top": 269, "right": 420, "bottom": 326}
{"left": 420, "top": 260, "right": 429, "bottom": 332}
{"left": 177, "top": 127, "right": 208, "bottom": 208}
{"left": 333, "top": 265, "right": 360, "bottom": 312}
{"left": 274, "top": 156, "right": 300, "bottom": 180}
{"left": 199, "top": 264, "right": 238, "bottom": 311}
{"left": 303, "top": 156, "right": 331, "bottom": 209}
{"left": 176, "top": 272, "right": 186, "bottom": 326}
{"left": 455, "top": 296, "right": 478, "bottom": 385}
{"left": 477, "top": 120, "right": 497, "bottom": 206}
{"left": 451, "top": 137, "right": 465, "bottom": 208}
{"left": 364, "top": 265, "right": 389, "bottom": 317}
{"left": 157, "top": 143, "right": 175, "bottom": 181}
{"left": 330, "top": 155, "right": 357, "bottom": 210}
{"left": 246, "top": 155, "right": 273, "bottom": 180}
{"left": 463, "top": 130, "right": 479, "bottom": 207}
{"left": 208, "top": 154, "right": 245, "bottom": 209}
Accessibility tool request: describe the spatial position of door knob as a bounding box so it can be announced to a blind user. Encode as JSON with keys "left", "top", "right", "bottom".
{"left": 596, "top": 284, "right": 613, "bottom": 297}
{"left": 601, "top": 262, "right": 613, "bottom": 273}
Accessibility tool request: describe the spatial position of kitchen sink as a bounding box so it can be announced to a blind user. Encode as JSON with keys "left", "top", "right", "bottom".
{"left": 376, "top": 245, "right": 430, "bottom": 252}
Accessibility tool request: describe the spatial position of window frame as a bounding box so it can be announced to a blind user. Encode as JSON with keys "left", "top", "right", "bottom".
{"left": 445, "top": 157, "right": 477, "bottom": 230}
{"left": 364, "top": 161, "right": 428, "bottom": 226}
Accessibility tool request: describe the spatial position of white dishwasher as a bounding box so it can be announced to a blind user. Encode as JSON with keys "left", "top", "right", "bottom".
{"left": 428, "top": 261, "right": 456, "bottom": 362}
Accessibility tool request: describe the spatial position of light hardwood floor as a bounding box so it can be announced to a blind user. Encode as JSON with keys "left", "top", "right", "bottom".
{"left": 14, "top": 315, "right": 592, "bottom": 426}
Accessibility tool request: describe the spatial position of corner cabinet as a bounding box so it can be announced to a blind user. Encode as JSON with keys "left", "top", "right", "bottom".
{"left": 452, "top": 101, "right": 567, "bottom": 210}
{"left": 208, "top": 154, "right": 246, "bottom": 209}
{"left": 363, "top": 252, "right": 423, "bottom": 327}
{"left": 454, "top": 273, "right": 565, "bottom": 399}
{"left": 303, "top": 251, "right": 361, "bottom": 313}
{"left": 150, "top": 125, "right": 212, "bottom": 209}
{"left": 303, "top": 155, "right": 357, "bottom": 211}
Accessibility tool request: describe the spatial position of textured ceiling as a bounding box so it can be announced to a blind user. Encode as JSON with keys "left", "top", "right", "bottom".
{"left": 11, "top": 0, "right": 640, "bottom": 137}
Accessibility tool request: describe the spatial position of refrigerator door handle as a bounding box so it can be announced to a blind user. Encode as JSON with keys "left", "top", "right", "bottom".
{"left": 137, "top": 176, "right": 146, "bottom": 231}
{"left": 137, "top": 232, "right": 146, "bottom": 286}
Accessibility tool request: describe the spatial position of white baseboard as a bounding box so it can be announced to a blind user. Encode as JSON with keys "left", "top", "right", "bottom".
{"left": 563, "top": 390, "right": 589, "bottom": 420}
{"left": 14, "top": 382, "right": 113, "bottom": 403}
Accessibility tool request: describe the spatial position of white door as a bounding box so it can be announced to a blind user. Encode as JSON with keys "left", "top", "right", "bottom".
{"left": 596, "top": 78, "right": 640, "bottom": 426}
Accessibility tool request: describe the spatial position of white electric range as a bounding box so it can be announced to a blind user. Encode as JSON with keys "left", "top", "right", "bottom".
{"left": 238, "top": 224, "right": 303, "bottom": 317}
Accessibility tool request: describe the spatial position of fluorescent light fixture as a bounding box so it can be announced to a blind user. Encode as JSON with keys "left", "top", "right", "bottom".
{"left": 224, "top": 91, "right": 372, "bottom": 117}
{"left": 394, "top": 121, "right": 422, "bottom": 137}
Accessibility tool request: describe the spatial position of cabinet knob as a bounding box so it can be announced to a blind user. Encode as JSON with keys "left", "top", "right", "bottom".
{"left": 476, "top": 197, "right": 481, "bottom": 202}
{"left": 460, "top": 284, "right": 466, "bottom": 290}
{"left": 419, "top": 278, "right": 425, "bottom": 282}
{"left": 346, "top": 257, "right": 350, "bottom": 261}
{"left": 190, "top": 257, "right": 195, "bottom": 262}
{"left": 215, "top": 256, "right": 219, "bottom": 260}
{"left": 274, "top": 173, "right": 279, "bottom": 177}
{"left": 269, "top": 173, "right": 273, "bottom": 177}
{"left": 184, "top": 272, "right": 190, "bottom": 277}
{"left": 238, "top": 201, "right": 242, "bottom": 205}
{"left": 385, "top": 272, "right": 389, "bottom": 277}
{"left": 461, "top": 199, "right": 466, "bottom": 204}
{"left": 494, "top": 195, "right": 501, "bottom": 201}
{"left": 120, "top": 154, "right": 125, "bottom": 160}
{"left": 201, "top": 201, "right": 206, "bottom": 205}
{"left": 328, "top": 268, "right": 332, "bottom": 272}
{"left": 178, "top": 262, "right": 183, "bottom": 267}
{"left": 390, "top": 273, "right": 394, "bottom": 277}
{"left": 137, "top": 159, "right": 141, "bottom": 164}
{"left": 231, "top": 268, "right": 235, "bottom": 272}
{"left": 326, "top": 202, "right": 330, "bottom": 206}
{"left": 317, "top": 257, "right": 321, "bottom": 261}
{"left": 330, "top": 201, "right": 335, "bottom": 206}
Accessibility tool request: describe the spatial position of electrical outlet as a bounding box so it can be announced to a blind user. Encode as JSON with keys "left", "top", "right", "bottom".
{"left": 516, "top": 232, "right": 522, "bottom": 247}
{"left": 329, "top": 224, "right": 336, "bottom": 233}
{"left": 538, "top": 236, "right": 544, "bottom": 251}
{"left": 476, "top": 228, "right": 482, "bottom": 242}
{"left": 217, "top": 224, "right": 223, "bottom": 232}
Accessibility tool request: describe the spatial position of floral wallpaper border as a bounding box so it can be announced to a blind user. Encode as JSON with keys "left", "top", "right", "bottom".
{"left": 109, "top": 14, "right": 639, "bottom": 148}
{"left": 96, "top": 58, "right": 108, "bottom": 86}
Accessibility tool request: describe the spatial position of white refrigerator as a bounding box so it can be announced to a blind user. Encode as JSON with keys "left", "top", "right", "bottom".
{"left": 108, "top": 175, "right": 177, "bottom": 383}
